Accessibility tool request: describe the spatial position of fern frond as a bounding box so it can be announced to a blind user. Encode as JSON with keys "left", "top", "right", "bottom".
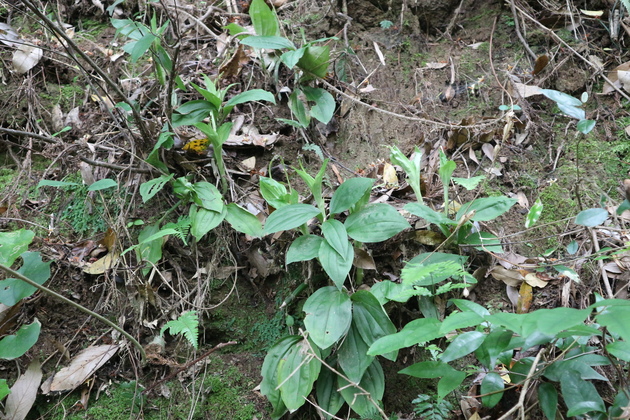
{"left": 160, "top": 311, "right": 199, "bottom": 349}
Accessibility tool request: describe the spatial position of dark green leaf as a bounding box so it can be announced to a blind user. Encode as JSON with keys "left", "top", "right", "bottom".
{"left": 288, "top": 89, "right": 311, "bottom": 127}
{"left": 303, "top": 286, "right": 352, "bottom": 349}
{"left": 456, "top": 196, "right": 517, "bottom": 222}
{"left": 345, "top": 204, "right": 410, "bottom": 242}
{"left": 463, "top": 232, "right": 503, "bottom": 253}
{"left": 439, "top": 311, "right": 484, "bottom": 335}
{"left": 481, "top": 372, "right": 504, "bottom": 408}
{"left": 538, "top": 382, "right": 557, "bottom": 420}
{"left": 277, "top": 339, "right": 321, "bottom": 411}
{"left": 338, "top": 359, "right": 384, "bottom": 418}
{"left": 264, "top": 204, "right": 321, "bottom": 234}
{"left": 368, "top": 318, "right": 441, "bottom": 356}
{"left": 281, "top": 48, "right": 306, "bottom": 69}
{"left": 297, "top": 45, "right": 330, "bottom": 80}
{"left": 316, "top": 363, "right": 344, "bottom": 419}
{"left": 302, "top": 86, "right": 334, "bottom": 124}
{"left": 560, "top": 370, "right": 605, "bottom": 416}
{"left": 338, "top": 322, "right": 373, "bottom": 383}
{"left": 260, "top": 336, "right": 300, "bottom": 418}
{"left": 606, "top": 341, "right": 630, "bottom": 361}
{"left": 240, "top": 35, "right": 294, "bottom": 50}
{"left": 189, "top": 205, "right": 226, "bottom": 241}
{"left": 0, "top": 320, "right": 40, "bottom": 360}
{"left": 0, "top": 252, "right": 51, "bottom": 306}
{"left": 330, "top": 178, "right": 374, "bottom": 215}
{"left": 225, "top": 88, "right": 276, "bottom": 107}
{"left": 321, "top": 219, "right": 350, "bottom": 257}
{"left": 87, "top": 179, "right": 117, "bottom": 191}
{"left": 192, "top": 182, "right": 224, "bottom": 212}
{"left": 351, "top": 290, "right": 398, "bottom": 361}
{"left": 404, "top": 202, "right": 456, "bottom": 227}
{"left": 140, "top": 174, "right": 173, "bottom": 203}
{"left": 474, "top": 329, "right": 513, "bottom": 369}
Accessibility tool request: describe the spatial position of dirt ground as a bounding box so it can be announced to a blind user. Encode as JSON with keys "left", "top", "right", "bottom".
{"left": 2, "top": 0, "right": 630, "bottom": 418}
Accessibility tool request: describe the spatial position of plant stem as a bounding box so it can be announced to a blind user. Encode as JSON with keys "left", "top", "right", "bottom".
{"left": 0, "top": 263, "right": 146, "bottom": 363}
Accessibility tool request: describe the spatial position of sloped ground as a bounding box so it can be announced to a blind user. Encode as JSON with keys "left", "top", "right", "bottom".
{"left": 2, "top": 0, "right": 630, "bottom": 418}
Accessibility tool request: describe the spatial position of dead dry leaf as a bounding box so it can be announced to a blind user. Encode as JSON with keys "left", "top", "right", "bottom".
{"left": 83, "top": 251, "right": 119, "bottom": 274}
{"left": 524, "top": 272, "right": 548, "bottom": 288}
{"left": 5, "top": 360, "right": 43, "bottom": 420}
{"left": 603, "top": 61, "right": 630, "bottom": 94}
{"left": 47, "top": 345, "right": 119, "bottom": 393}
{"left": 516, "top": 282, "right": 533, "bottom": 313}
{"left": 512, "top": 82, "right": 543, "bottom": 98}
{"left": 353, "top": 248, "right": 376, "bottom": 270}
{"left": 490, "top": 266, "right": 524, "bottom": 287}
{"left": 13, "top": 43, "right": 43, "bottom": 74}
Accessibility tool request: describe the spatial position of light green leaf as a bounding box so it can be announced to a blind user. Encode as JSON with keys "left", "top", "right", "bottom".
{"left": 474, "top": 329, "right": 513, "bottom": 369}
{"left": 288, "top": 90, "right": 311, "bottom": 127}
{"left": 440, "top": 331, "right": 486, "bottom": 363}
{"left": 0, "top": 229, "right": 35, "bottom": 267}
{"left": 225, "top": 88, "right": 276, "bottom": 107}
{"left": 540, "top": 89, "right": 583, "bottom": 107}
{"left": 321, "top": 219, "right": 350, "bottom": 257}
{"left": 456, "top": 196, "right": 517, "bottom": 222}
{"left": 264, "top": 204, "right": 321, "bottom": 234}
{"left": 577, "top": 119, "right": 596, "bottom": 134}
{"left": 318, "top": 240, "right": 353, "bottom": 290}
{"left": 404, "top": 203, "right": 455, "bottom": 227}
{"left": 451, "top": 299, "right": 491, "bottom": 317}
{"left": 452, "top": 176, "right": 485, "bottom": 190}
{"left": 338, "top": 322, "right": 373, "bottom": 383}
{"left": 329, "top": 177, "right": 374, "bottom": 215}
{"left": 281, "top": 48, "right": 306, "bottom": 69}
{"left": 36, "top": 179, "right": 80, "bottom": 189}
{"left": 0, "top": 252, "right": 51, "bottom": 306}
{"left": 553, "top": 264, "right": 580, "bottom": 283}
{"left": 439, "top": 311, "right": 484, "bottom": 335}
{"left": 481, "top": 372, "right": 504, "bottom": 408}
{"left": 596, "top": 304, "right": 630, "bottom": 342}
{"left": 248, "top": 0, "right": 279, "bottom": 36}
{"left": 389, "top": 145, "right": 423, "bottom": 201}
{"left": 345, "top": 204, "right": 410, "bottom": 242}
{"left": 368, "top": 318, "right": 441, "bottom": 356}
{"left": 192, "top": 181, "right": 224, "bottom": 212}
{"left": 160, "top": 311, "right": 199, "bottom": 349}
{"left": 286, "top": 235, "right": 323, "bottom": 264}
{"left": 189, "top": 205, "right": 226, "bottom": 241}
{"left": 462, "top": 232, "right": 503, "bottom": 253}
{"left": 558, "top": 103, "right": 585, "bottom": 120}
{"left": 525, "top": 198, "right": 543, "bottom": 228}
{"left": 140, "top": 174, "right": 174, "bottom": 203}
{"left": 575, "top": 208, "right": 608, "bottom": 227}
{"left": 277, "top": 339, "right": 321, "bottom": 412}
{"left": 87, "top": 178, "right": 118, "bottom": 191}
{"left": 225, "top": 203, "right": 263, "bottom": 237}
{"left": 606, "top": 341, "right": 630, "bottom": 361}
{"left": 302, "top": 86, "right": 334, "bottom": 124}
{"left": 303, "top": 286, "right": 352, "bottom": 349}
{"left": 399, "top": 361, "right": 466, "bottom": 400}
{"left": 240, "top": 35, "right": 294, "bottom": 50}
{"left": 0, "top": 379, "right": 8, "bottom": 401}
{"left": 0, "top": 320, "right": 40, "bottom": 360}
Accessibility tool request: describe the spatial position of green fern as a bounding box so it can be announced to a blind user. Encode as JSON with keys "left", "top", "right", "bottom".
{"left": 412, "top": 394, "right": 453, "bottom": 420}
{"left": 160, "top": 311, "right": 199, "bottom": 349}
{"left": 163, "top": 217, "right": 191, "bottom": 245}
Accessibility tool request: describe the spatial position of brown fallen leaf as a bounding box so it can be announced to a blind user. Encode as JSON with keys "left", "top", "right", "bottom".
{"left": 353, "top": 248, "right": 376, "bottom": 270}
{"left": 5, "top": 359, "right": 42, "bottom": 420}
{"left": 516, "top": 282, "right": 533, "bottom": 314}
{"left": 490, "top": 266, "right": 524, "bottom": 287}
{"left": 46, "top": 345, "right": 119, "bottom": 393}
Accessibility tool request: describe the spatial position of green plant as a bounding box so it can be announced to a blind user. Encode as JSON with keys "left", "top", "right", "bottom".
{"left": 160, "top": 311, "right": 199, "bottom": 349}
{"left": 412, "top": 394, "right": 453, "bottom": 420}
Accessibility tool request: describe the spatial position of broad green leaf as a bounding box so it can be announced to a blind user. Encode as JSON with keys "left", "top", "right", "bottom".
{"left": 302, "top": 87, "right": 334, "bottom": 124}
{"left": 303, "top": 286, "right": 352, "bottom": 349}
{"left": 544, "top": 357, "right": 608, "bottom": 382}
{"left": 36, "top": 179, "right": 80, "bottom": 189}
{"left": 452, "top": 176, "right": 485, "bottom": 190}
{"left": 260, "top": 336, "right": 300, "bottom": 418}
{"left": 329, "top": 177, "right": 374, "bottom": 215}
{"left": 540, "top": 89, "right": 583, "bottom": 107}
{"left": 401, "top": 260, "right": 465, "bottom": 287}
{"left": 456, "top": 196, "right": 517, "bottom": 222}
{"left": 606, "top": 341, "right": 630, "bottom": 361}
{"left": 566, "top": 240, "right": 578, "bottom": 255}
{"left": 338, "top": 322, "right": 373, "bottom": 383}
{"left": 399, "top": 361, "right": 465, "bottom": 401}
{"left": 259, "top": 176, "right": 297, "bottom": 209}
{"left": 140, "top": 174, "right": 174, "bottom": 203}
{"left": 345, "top": 204, "right": 410, "bottom": 242}
{"left": 189, "top": 205, "right": 226, "bottom": 241}
{"left": 277, "top": 339, "right": 321, "bottom": 411}
{"left": 0, "top": 379, "right": 8, "bottom": 401}
{"left": 481, "top": 372, "right": 504, "bottom": 408}
{"left": 125, "top": 33, "right": 155, "bottom": 62}
{"left": 368, "top": 318, "right": 441, "bottom": 356}
{"left": 439, "top": 311, "right": 484, "bottom": 335}
{"left": 87, "top": 178, "right": 117, "bottom": 191}
{"left": 281, "top": 48, "right": 306, "bottom": 69}
{"left": 440, "top": 331, "right": 486, "bottom": 363}
{"left": 0, "top": 230, "right": 35, "bottom": 267}
{"left": 248, "top": 0, "right": 279, "bottom": 36}
{"left": 225, "top": 203, "right": 263, "bottom": 237}
{"left": 286, "top": 235, "right": 323, "bottom": 264}
{"left": 351, "top": 290, "right": 397, "bottom": 361}
{"left": 553, "top": 264, "right": 580, "bottom": 283}
{"left": 596, "top": 304, "right": 630, "bottom": 342}
{"left": 577, "top": 119, "right": 596, "bottom": 134}
{"left": 225, "top": 88, "right": 276, "bottom": 107}
{"left": 474, "top": 329, "right": 513, "bottom": 369}
{"left": 288, "top": 89, "right": 311, "bottom": 127}
{"left": 321, "top": 219, "right": 350, "bottom": 257}
{"left": 560, "top": 370, "right": 605, "bottom": 416}
{"left": 558, "top": 102, "right": 585, "bottom": 120}
{"left": 338, "top": 359, "right": 384, "bottom": 418}
{"left": 0, "top": 252, "right": 51, "bottom": 306}
{"left": 462, "top": 232, "right": 503, "bottom": 253}
{"left": 318, "top": 240, "right": 353, "bottom": 289}
{"left": 451, "top": 299, "right": 491, "bottom": 317}
{"left": 486, "top": 308, "right": 589, "bottom": 342}
{"left": 389, "top": 145, "right": 423, "bottom": 201}
{"left": 264, "top": 204, "right": 320, "bottom": 234}
{"left": 240, "top": 35, "right": 295, "bottom": 50}
{"left": 525, "top": 198, "right": 543, "bottom": 228}
{"left": 135, "top": 224, "right": 162, "bottom": 274}
{"left": 575, "top": 208, "right": 608, "bottom": 227}
{"left": 0, "top": 320, "right": 40, "bottom": 360}
{"left": 296, "top": 45, "right": 330, "bottom": 80}
{"left": 316, "top": 363, "right": 344, "bottom": 419}
{"left": 369, "top": 280, "right": 412, "bottom": 304}
{"left": 192, "top": 181, "right": 224, "bottom": 212}
{"left": 404, "top": 203, "right": 455, "bottom": 227}
{"left": 538, "top": 382, "right": 557, "bottom": 420}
